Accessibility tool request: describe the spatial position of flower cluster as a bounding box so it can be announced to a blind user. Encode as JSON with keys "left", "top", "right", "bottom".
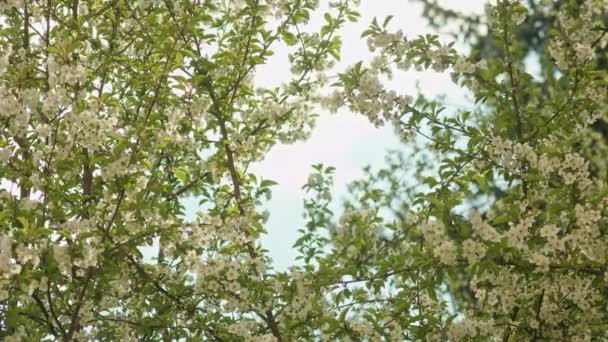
{"left": 1, "top": 0, "right": 608, "bottom": 340}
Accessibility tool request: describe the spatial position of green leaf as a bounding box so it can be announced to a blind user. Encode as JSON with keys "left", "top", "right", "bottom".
{"left": 175, "top": 168, "right": 189, "bottom": 182}
{"left": 261, "top": 179, "right": 278, "bottom": 188}
{"left": 492, "top": 215, "right": 510, "bottom": 225}
{"left": 382, "top": 15, "right": 394, "bottom": 28}
{"left": 282, "top": 31, "right": 297, "bottom": 46}
{"left": 423, "top": 176, "right": 438, "bottom": 187}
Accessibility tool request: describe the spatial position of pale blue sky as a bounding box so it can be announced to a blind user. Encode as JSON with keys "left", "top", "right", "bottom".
{"left": 177, "top": 1, "right": 486, "bottom": 271}
{"left": 250, "top": 0, "right": 485, "bottom": 270}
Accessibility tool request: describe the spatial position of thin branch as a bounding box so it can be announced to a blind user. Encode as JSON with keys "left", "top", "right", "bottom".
{"left": 47, "top": 281, "right": 66, "bottom": 337}
{"left": 32, "top": 292, "right": 60, "bottom": 338}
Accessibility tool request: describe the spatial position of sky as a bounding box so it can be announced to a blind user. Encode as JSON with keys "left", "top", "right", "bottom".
{"left": 167, "top": 0, "right": 487, "bottom": 270}
{"left": 241, "top": 0, "right": 486, "bottom": 271}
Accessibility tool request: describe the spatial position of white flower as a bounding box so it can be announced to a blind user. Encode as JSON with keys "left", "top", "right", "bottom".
{"left": 462, "top": 239, "right": 486, "bottom": 263}
{"left": 469, "top": 210, "right": 501, "bottom": 242}
{"left": 319, "top": 90, "right": 344, "bottom": 113}
{"left": 0, "top": 147, "right": 12, "bottom": 162}
{"left": 453, "top": 58, "right": 477, "bottom": 74}
{"left": 375, "top": 33, "right": 393, "bottom": 47}
{"left": 0, "top": 45, "right": 12, "bottom": 76}
{"left": 359, "top": 73, "right": 383, "bottom": 97}
{"left": 574, "top": 43, "right": 593, "bottom": 62}
{"left": 36, "top": 124, "right": 52, "bottom": 138}
{"left": 433, "top": 240, "right": 458, "bottom": 265}
{"left": 512, "top": 11, "right": 526, "bottom": 25}
{"left": 422, "top": 220, "right": 446, "bottom": 247}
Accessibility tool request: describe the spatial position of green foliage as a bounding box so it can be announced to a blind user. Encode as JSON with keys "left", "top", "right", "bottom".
{"left": 1, "top": 0, "right": 607, "bottom": 340}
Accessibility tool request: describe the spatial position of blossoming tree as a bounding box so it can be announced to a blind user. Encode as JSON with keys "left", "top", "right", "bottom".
{"left": 0, "top": 0, "right": 607, "bottom": 341}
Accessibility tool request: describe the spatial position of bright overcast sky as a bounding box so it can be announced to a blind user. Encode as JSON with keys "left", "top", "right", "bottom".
{"left": 183, "top": 0, "right": 487, "bottom": 271}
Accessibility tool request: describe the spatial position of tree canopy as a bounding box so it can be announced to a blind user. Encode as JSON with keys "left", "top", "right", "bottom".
{"left": 0, "top": 0, "right": 607, "bottom": 341}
